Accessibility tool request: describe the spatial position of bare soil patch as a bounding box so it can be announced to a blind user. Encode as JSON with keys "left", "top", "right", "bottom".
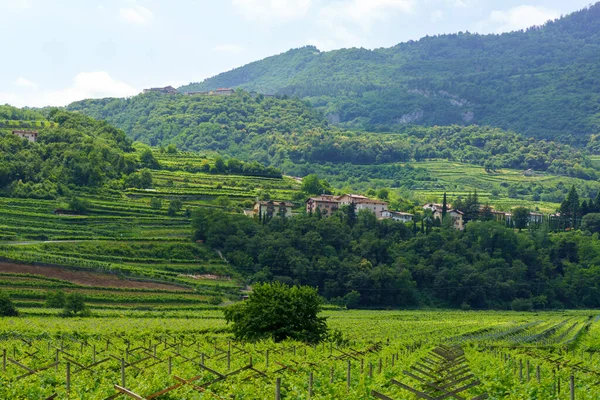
{"left": 0, "top": 261, "right": 191, "bottom": 292}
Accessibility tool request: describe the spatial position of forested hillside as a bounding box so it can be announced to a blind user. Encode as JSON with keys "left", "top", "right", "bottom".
{"left": 67, "top": 91, "right": 597, "bottom": 181}
{"left": 181, "top": 3, "right": 600, "bottom": 144}
{"left": 193, "top": 207, "right": 600, "bottom": 309}
{"left": 0, "top": 106, "right": 136, "bottom": 199}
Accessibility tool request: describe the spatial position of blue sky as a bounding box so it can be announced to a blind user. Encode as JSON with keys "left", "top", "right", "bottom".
{"left": 0, "top": 0, "right": 593, "bottom": 107}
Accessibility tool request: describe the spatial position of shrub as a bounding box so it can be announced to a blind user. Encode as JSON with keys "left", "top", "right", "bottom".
{"left": 0, "top": 293, "right": 18, "bottom": 317}
{"left": 150, "top": 197, "right": 163, "bottom": 210}
{"left": 511, "top": 298, "right": 534, "bottom": 312}
{"left": 167, "top": 199, "right": 183, "bottom": 216}
{"left": 69, "top": 197, "right": 92, "bottom": 214}
{"left": 46, "top": 290, "right": 66, "bottom": 308}
{"left": 223, "top": 282, "right": 328, "bottom": 343}
{"left": 61, "top": 293, "right": 90, "bottom": 317}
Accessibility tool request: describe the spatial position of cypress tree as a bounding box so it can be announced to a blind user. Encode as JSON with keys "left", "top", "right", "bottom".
{"left": 442, "top": 192, "right": 448, "bottom": 220}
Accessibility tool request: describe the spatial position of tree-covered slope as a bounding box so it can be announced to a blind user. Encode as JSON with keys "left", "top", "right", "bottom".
{"left": 0, "top": 106, "right": 137, "bottom": 199}
{"left": 67, "top": 91, "right": 596, "bottom": 181}
{"left": 180, "top": 3, "right": 600, "bottom": 144}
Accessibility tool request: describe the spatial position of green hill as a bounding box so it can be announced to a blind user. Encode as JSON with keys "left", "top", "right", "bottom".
{"left": 66, "top": 91, "right": 597, "bottom": 183}
{"left": 0, "top": 106, "right": 136, "bottom": 199}
{"left": 180, "top": 3, "right": 600, "bottom": 144}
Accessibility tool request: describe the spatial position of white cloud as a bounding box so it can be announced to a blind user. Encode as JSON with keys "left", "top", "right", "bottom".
{"left": 430, "top": 9, "right": 443, "bottom": 22}
{"left": 477, "top": 5, "right": 559, "bottom": 33}
{"left": 314, "top": 0, "right": 414, "bottom": 49}
{"left": 119, "top": 5, "right": 154, "bottom": 25}
{"left": 214, "top": 44, "right": 244, "bottom": 54}
{"left": 0, "top": 71, "right": 138, "bottom": 108}
{"left": 15, "top": 77, "right": 37, "bottom": 89}
{"left": 232, "top": 0, "right": 312, "bottom": 22}
{"left": 319, "top": 0, "right": 414, "bottom": 31}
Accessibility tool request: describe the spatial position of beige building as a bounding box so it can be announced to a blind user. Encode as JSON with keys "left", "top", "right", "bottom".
{"left": 305, "top": 195, "right": 339, "bottom": 217}
{"left": 336, "top": 194, "right": 388, "bottom": 218}
{"left": 12, "top": 130, "right": 38, "bottom": 143}
{"left": 306, "top": 194, "right": 388, "bottom": 218}
{"left": 381, "top": 210, "right": 414, "bottom": 222}
{"left": 432, "top": 209, "right": 464, "bottom": 230}
{"left": 253, "top": 200, "right": 294, "bottom": 219}
{"left": 213, "top": 88, "right": 235, "bottom": 96}
{"left": 143, "top": 86, "right": 178, "bottom": 94}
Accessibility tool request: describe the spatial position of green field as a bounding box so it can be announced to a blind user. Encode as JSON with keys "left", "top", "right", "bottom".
{"left": 0, "top": 309, "right": 598, "bottom": 399}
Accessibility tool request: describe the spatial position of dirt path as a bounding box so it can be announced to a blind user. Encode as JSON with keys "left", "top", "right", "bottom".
{"left": 0, "top": 262, "right": 191, "bottom": 292}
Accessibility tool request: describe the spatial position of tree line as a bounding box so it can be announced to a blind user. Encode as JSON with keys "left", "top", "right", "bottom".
{"left": 192, "top": 204, "right": 600, "bottom": 310}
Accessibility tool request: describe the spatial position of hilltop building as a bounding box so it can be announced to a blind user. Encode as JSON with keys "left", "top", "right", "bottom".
{"left": 185, "top": 88, "right": 235, "bottom": 96}
{"left": 252, "top": 200, "right": 294, "bottom": 219}
{"left": 143, "top": 86, "right": 178, "bottom": 94}
{"left": 11, "top": 130, "right": 38, "bottom": 143}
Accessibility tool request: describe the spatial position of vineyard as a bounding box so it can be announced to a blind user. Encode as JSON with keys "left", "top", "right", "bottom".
{"left": 0, "top": 310, "right": 598, "bottom": 399}
{"left": 0, "top": 155, "right": 303, "bottom": 309}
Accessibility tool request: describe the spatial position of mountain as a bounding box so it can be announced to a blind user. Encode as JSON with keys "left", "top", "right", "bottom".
{"left": 180, "top": 3, "right": 600, "bottom": 145}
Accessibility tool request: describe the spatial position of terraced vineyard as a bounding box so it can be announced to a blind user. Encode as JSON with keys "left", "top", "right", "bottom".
{"left": 405, "top": 160, "right": 600, "bottom": 213}
{"left": 0, "top": 155, "right": 302, "bottom": 310}
{"left": 0, "top": 310, "right": 598, "bottom": 399}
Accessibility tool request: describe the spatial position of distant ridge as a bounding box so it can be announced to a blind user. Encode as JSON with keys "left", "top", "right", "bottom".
{"left": 180, "top": 3, "right": 600, "bottom": 144}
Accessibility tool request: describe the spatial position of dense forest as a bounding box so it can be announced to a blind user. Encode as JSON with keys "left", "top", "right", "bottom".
{"left": 193, "top": 206, "right": 600, "bottom": 310}
{"left": 0, "top": 107, "right": 136, "bottom": 199}
{"left": 67, "top": 92, "right": 598, "bottom": 181}
{"left": 182, "top": 3, "right": 600, "bottom": 144}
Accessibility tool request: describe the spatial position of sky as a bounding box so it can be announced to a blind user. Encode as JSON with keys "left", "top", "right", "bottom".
{"left": 0, "top": 0, "right": 594, "bottom": 107}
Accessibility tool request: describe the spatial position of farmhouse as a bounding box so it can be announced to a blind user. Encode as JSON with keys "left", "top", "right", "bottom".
{"left": 530, "top": 212, "right": 544, "bottom": 224}
{"left": 381, "top": 210, "right": 414, "bottom": 222}
{"left": 306, "top": 195, "right": 339, "bottom": 217}
{"left": 336, "top": 194, "right": 388, "bottom": 218}
{"left": 306, "top": 194, "right": 389, "bottom": 218}
{"left": 252, "top": 200, "right": 294, "bottom": 219}
{"left": 12, "top": 130, "right": 38, "bottom": 143}
{"left": 213, "top": 88, "right": 235, "bottom": 96}
{"left": 184, "top": 88, "right": 236, "bottom": 96}
{"left": 432, "top": 208, "right": 465, "bottom": 230}
{"left": 143, "top": 86, "right": 178, "bottom": 94}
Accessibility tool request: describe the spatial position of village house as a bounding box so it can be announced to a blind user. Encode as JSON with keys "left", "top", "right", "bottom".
{"left": 422, "top": 203, "right": 453, "bottom": 213}
{"left": 184, "top": 88, "right": 235, "bottom": 96}
{"left": 305, "top": 195, "right": 339, "bottom": 217}
{"left": 530, "top": 212, "right": 544, "bottom": 224}
{"left": 305, "top": 194, "right": 389, "bottom": 218}
{"left": 336, "top": 194, "right": 388, "bottom": 218}
{"left": 432, "top": 208, "right": 465, "bottom": 230}
{"left": 143, "top": 86, "right": 178, "bottom": 94}
{"left": 12, "top": 130, "right": 38, "bottom": 143}
{"left": 252, "top": 200, "right": 294, "bottom": 219}
{"left": 213, "top": 88, "right": 235, "bottom": 96}
{"left": 381, "top": 210, "right": 414, "bottom": 223}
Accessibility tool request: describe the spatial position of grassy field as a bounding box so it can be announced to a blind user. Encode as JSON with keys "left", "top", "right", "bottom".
{"left": 0, "top": 309, "right": 598, "bottom": 399}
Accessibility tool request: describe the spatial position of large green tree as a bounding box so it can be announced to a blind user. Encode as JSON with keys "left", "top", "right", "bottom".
{"left": 223, "top": 282, "right": 328, "bottom": 343}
